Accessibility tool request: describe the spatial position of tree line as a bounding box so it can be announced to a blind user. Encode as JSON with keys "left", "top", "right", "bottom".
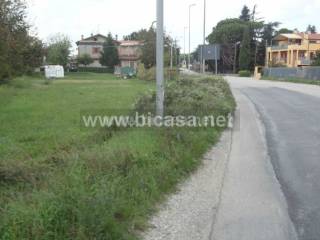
{"left": 206, "top": 5, "right": 319, "bottom": 72}
{"left": 0, "top": 0, "right": 43, "bottom": 83}
{"left": 0, "top": 0, "right": 74, "bottom": 83}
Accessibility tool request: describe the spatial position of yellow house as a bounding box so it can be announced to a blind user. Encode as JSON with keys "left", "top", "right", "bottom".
{"left": 266, "top": 33, "right": 320, "bottom": 67}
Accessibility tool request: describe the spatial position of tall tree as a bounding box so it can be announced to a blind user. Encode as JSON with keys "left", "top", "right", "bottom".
{"left": 239, "top": 5, "right": 251, "bottom": 22}
{"left": 77, "top": 54, "right": 94, "bottom": 67}
{"left": 46, "top": 34, "right": 71, "bottom": 68}
{"left": 276, "top": 28, "right": 293, "bottom": 35}
{"left": 239, "top": 27, "right": 251, "bottom": 70}
{"left": 261, "top": 22, "right": 280, "bottom": 45}
{"left": 0, "top": 0, "right": 43, "bottom": 82}
{"left": 306, "top": 25, "right": 317, "bottom": 34}
{"left": 312, "top": 51, "right": 320, "bottom": 66}
{"left": 99, "top": 33, "right": 119, "bottom": 69}
{"left": 125, "top": 28, "right": 174, "bottom": 68}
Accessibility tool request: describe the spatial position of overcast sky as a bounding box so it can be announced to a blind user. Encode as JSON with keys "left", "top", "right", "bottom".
{"left": 26, "top": 0, "right": 320, "bottom": 54}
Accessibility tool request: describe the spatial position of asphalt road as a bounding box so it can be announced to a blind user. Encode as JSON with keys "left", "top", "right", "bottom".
{"left": 222, "top": 77, "right": 320, "bottom": 240}
{"left": 143, "top": 75, "right": 320, "bottom": 240}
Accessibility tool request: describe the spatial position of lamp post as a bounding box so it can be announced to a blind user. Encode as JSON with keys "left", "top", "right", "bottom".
{"left": 156, "top": 0, "right": 164, "bottom": 117}
{"left": 188, "top": 3, "right": 196, "bottom": 70}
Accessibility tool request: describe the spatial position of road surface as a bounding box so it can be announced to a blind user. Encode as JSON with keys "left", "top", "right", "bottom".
{"left": 214, "top": 77, "right": 320, "bottom": 240}
{"left": 143, "top": 76, "right": 320, "bottom": 240}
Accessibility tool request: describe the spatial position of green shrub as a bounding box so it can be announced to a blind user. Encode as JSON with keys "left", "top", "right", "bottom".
{"left": 137, "top": 64, "right": 155, "bottom": 81}
{"left": 137, "top": 64, "right": 179, "bottom": 81}
{"left": 0, "top": 62, "right": 12, "bottom": 84}
{"left": 135, "top": 75, "right": 236, "bottom": 117}
{"left": 8, "top": 76, "right": 32, "bottom": 89}
{"left": 78, "top": 67, "right": 114, "bottom": 74}
{"left": 238, "top": 70, "right": 251, "bottom": 77}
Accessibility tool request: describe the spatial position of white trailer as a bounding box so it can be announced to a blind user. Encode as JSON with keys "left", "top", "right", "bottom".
{"left": 44, "top": 65, "right": 64, "bottom": 79}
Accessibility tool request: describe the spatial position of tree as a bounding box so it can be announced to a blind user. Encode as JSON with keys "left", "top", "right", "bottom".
{"left": 125, "top": 28, "right": 174, "bottom": 68}
{"left": 306, "top": 25, "right": 317, "bottom": 34}
{"left": 46, "top": 34, "right": 71, "bottom": 68}
{"left": 261, "top": 22, "right": 280, "bottom": 45}
{"left": 207, "top": 19, "right": 248, "bottom": 44}
{"left": 123, "top": 30, "right": 149, "bottom": 41}
{"left": 99, "top": 33, "right": 119, "bottom": 69}
{"left": 77, "top": 54, "right": 94, "bottom": 67}
{"left": 312, "top": 51, "right": 320, "bottom": 66}
{"left": 239, "top": 5, "right": 251, "bottom": 22}
{"left": 0, "top": 0, "right": 43, "bottom": 82}
{"left": 276, "top": 28, "right": 293, "bottom": 35}
{"left": 207, "top": 15, "right": 262, "bottom": 72}
{"left": 140, "top": 29, "right": 156, "bottom": 68}
{"left": 239, "top": 27, "right": 251, "bottom": 70}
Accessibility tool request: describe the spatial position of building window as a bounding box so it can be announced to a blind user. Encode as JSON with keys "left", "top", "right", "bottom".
{"left": 92, "top": 47, "right": 100, "bottom": 54}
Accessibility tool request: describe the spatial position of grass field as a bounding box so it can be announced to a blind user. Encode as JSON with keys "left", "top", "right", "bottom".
{"left": 0, "top": 73, "right": 235, "bottom": 239}
{"left": 262, "top": 76, "right": 320, "bottom": 85}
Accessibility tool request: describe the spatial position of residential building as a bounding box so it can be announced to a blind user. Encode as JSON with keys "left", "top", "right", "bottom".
{"left": 266, "top": 33, "right": 320, "bottom": 67}
{"left": 117, "top": 40, "right": 142, "bottom": 69}
{"left": 76, "top": 34, "right": 143, "bottom": 69}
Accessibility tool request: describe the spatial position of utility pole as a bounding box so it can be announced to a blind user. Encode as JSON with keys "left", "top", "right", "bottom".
{"left": 188, "top": 4, "right": 196, "bottom": 70}
{"left": 202, "top": 0, "right": 206, "bottom": 73}
{"left": 156, "top": 0, "right": 164, "bottom": 117}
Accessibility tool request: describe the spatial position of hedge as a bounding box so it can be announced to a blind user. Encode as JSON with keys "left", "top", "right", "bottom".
{"left": 78, "top": 67, "right": 114, "bottom": 74}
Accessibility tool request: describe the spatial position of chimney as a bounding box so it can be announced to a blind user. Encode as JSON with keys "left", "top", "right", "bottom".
{"left": 81, "top": 35, "right": 84, "bottom": 40}
{"left": 116, "top": 34, "right": 118, "bottom": 41}
{"left": 91, "top": 33, "right": 94, "bottom": 37}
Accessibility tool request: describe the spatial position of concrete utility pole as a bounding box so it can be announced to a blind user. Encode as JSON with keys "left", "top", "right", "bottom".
{"left": 202, "top": 0, "right": 206, "bottom": 73}
{"left": 156, "top": 0, "right": 164, "bottom": 117}
{"left": 188, "top": 3, "right": 196, "bottom": 69}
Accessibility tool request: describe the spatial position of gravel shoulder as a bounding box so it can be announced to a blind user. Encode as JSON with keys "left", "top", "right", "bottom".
{"left": 142, "top": 129, "right": 232, "bottom": 240}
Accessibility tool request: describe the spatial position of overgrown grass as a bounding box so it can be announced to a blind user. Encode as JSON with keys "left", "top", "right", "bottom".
{"left": 262, "top": 76, "right": 320, "bottom": 86}
{"left": 0, "top": 73, "right": 235, "bottom": 239}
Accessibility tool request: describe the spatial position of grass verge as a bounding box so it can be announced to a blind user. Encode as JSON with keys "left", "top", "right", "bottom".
{"left": 0, "top": 73, "right": 235, "bottom": 239}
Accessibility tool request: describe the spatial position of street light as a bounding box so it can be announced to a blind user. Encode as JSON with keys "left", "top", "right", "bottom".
{"left": 188, "top": 3, "right": 196, "bottom": 70}
{"left": 156, "top": 0, "right": 164, "bottom": 117}
{"left": 150, "top": 21, "right": 157, "bottom": 30}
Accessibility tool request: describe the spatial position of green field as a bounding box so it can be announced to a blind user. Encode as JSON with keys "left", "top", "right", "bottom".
{"left": 0, "top": 73, "right": 235, "bottom": 239}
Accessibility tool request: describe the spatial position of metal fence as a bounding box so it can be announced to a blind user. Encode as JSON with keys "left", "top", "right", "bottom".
{"left": 263, "top": 66, "right": 320, "bottom": 81}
